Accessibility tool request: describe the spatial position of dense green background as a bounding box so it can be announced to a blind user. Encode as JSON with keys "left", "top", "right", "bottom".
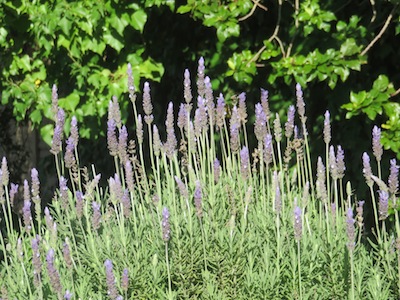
{"left": 0, "top": 0, "right": 399, "bottom": 197}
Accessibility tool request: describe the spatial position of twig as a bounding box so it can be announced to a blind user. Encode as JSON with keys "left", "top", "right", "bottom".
{"left": 370, "top": 0, "right": 377, "bottom": 23}
{"left": 391, "top": 87, "right": 400, "bottom": 98}
{"left": 238, "top": 0, "right": 268, "bottom": 22}
{"left": 361, "top": 5, "right": 398, "bottom": 56}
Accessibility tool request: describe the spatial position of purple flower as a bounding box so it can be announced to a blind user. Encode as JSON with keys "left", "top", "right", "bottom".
{"left": 142, "top": 82, "right": 153, "bottom": 118}
{"left": 110, "top": 96, "right": 121, "bottom": 129}
{"left": 346, "top": 207, "right": 356, "bottom": 251}
{"left": 237, "top": 92, "right": 247, "bottom": 125}
{"left": 50, "top": 124, "right": 63, "bottom": 155}
{"left": 336, "top": 145, "right": 345, "bottom": 179}
{"left": 229, "top": 106, "right": 240, "bottom": 153}
{"left": 197, "top": 57, "right": 205, "bottom": 98}
{"left": 23, "top": 180, "right": 32, "bottom": 233}
{"left": 136, "top": 114, "right": 143, "bottom": 144}
{"left": 378, "top": 190, "right": 389, "bottom": 220}
{"left": 10, "top": 183, "right": 18, "bottom": 208}
{"left": 194, "top": 96, "right": 208, "bottom": 136}
{"left": 323, "top": 110, "right": 331, "bottom": 145}
{"left": 109, "top": 174, "right": 123, "bottom": 205}
{"left": 75, "top": 191, "right": 84, "bottom": 220}
{"left": 44, "top": 207, "right": 54, "bottom": 230}
{"left": 194, "top": 180, "right": 203, "bottom": 218}
{"left": 46, "top": 249, "right": 62, "bottom": 295}
{"left": 177, "top": 103, "right": 188, "bottom": 131}
{"left": 213, "top": 158, "right": 221, "bottom": 184}
{"left": 31, "top": 168, "right": 40, "bottom": 204}
{"left": 153, "top": 125, "right": 162, "bottom": 157}
{"left": 389, "top": 159, "right": 399, "bottom": 196}
{"left": 121, "top": 189, "right": 131, "bottom": 218}
{"left": 263, "top": 134, "right": 273, "bottom": 166}
{"left": 121, "top": 268, "right": 129, "bottom": 292}
{"left": 127, "top": 63, "right": 136, "bottom": 102}
{"left": 372, "top": 126, "right": 383, "bottom": 162}
{"left": 329, "top": 145, "right": 337, "bottom": 180}
{"left": 316, "top": 157, "right": 327, "bottom": 202}
{"left": 362, "top": 152, "right": 373, "bottom": 187}
{"left": 124, "top": 160, "right": 134, "bottom": 193}
{"left": 70, "top": 116, "right": 79, "bottom": 147}
{"left": 260, "top": 88, "right": 270, "bottom": 121}
{"left": 104, "top": 259, "right": 118, "bottom": 300}
{"left": 295, "top": 83, "right": 306, "bottom": 123}
{"left": 204, "top": 76, "right": 215, "bottom": 124}
{"left": 118, "top": 125, "right": 128, "bottom": 164}
{"left": 254, "top": 103, "right": 267, "bottom": 143}
{"left": 164, "top": 102, "right": 177, "bottom": 159}
{"left": 64, "top": 290, "right": 73, "bottom": 300}
{"left": 184, "top": 69, "right": 192, "bottom": 104}
{"left": 273, "top": 113, "right": 282, "bottom": 143}
{"left": 59, "top": 176, "right": 69, "bottom": 210}
{"left": 293, "top": 205, "right": 302, "bottom": 241}
{"left": 63, "top": 239, "right": 73, "bottom": 269}
{"left": 64, "top": 137, "right": 76, "bottom": 169}
{"left": 52, "top": 84, "right": 59, "bottom": 115}
{"left": 1, "top": 157, "right": 9, "bottom": 186}
{"left": 174, "top": 176, "right": 188, "bottom": 199}
{"left": 240, "top": 146, "right": 250, "bottom": 180}
{"left": 162, "top": 207, "right": 171, "bottom": 242}
{"left": 285, "top": 105, "right": 295, "bottom": 139}
{"left": 215, "top": 94, "right": 226, "bottom": 130}
{"left": 275, "top": 185, "right": 281, "bottom": 214}
{"left": 31, "top": 235, "right": 42, "bottom": 287}
{"left": 92, "top": 201, "right": 101, "bottom": 231}
{"left": 107, "top": 119, "right": 118, "bottom": 157}
{"left": 356, "top": 200, "right": 365, "bottom": 228}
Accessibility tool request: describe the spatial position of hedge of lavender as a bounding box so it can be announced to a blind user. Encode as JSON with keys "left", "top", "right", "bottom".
{"left": 0, "top": 58, "right": 399, "bottom": 299}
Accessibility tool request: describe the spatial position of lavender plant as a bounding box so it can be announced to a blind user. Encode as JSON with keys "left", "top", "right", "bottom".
{"left": 1, "top": 59, "right": 400, "bottom": 300}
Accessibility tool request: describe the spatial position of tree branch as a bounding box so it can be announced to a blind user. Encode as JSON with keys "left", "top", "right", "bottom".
{"left": 361, "top": 5, "right": 398, "bottom": 56}
{"left": 238, "top": 0, "right": 268, "bottom": 22}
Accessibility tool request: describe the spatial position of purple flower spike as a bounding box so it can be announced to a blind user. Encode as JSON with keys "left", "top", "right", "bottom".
{"left": 293, "top": 205, "right": 302, "bottom": 241}
{"left": 362, "top": 152, "right": 373, "bottom": 187}
{"left": 215, "top": 93, "right": 226, "bottom": 130}
{"left": 64, "top": 137, "right": 76, "bottom": 169}
{"left": 118, "top": 125, "right": 128, "bottom": 164}
{"left": 174, "top": 176, "right": 188, "bottom": 199}
{"left": 273, "top": 113, "right": 282, "bottom": 143}
{"left": 296, "top": 83, "right": 306, "bottom": 123}
{"left": 92, "top": 201, "right": 101, "bottom": 231}
{"left": 197, "top": 57, "right": 205, "bottom": 98}
{"left": 107, "top": 119, "right": 118, "bottom": 157}
{"left": 194, "top": 180, "right": 203, "bottom": 218}
{"left": 46, "top": 249, "right": 62, "bottom": 295}
{"left": 75, "top": 191, "right": 84, "bottom": 220}
{"left": 127, "top": 63, "right": 135, "bottom": 102}
{"left": 378, "top": 190, "right": 389, "bottom": 220}
{"left": 275, "top": 185, "right": 281, "bottom": 214}
{"left": 237, "top": 92, "right": 247, "bottom": 124}
{"left": 153, "top": 125, "right": 161, "bottom": 157}
{"left": 50, "top": 124, "right": 63, "bottom": 155}
{"left": 1, "top": 157, "right": 9, "bottom": 186}
{"left": 52, "top": 84, "right": 59, "bottom": 115}
{"left": 104, "top": 259, "right": 118, "bottom": 300}
{"left": 70, "top": 116, "right": 79, "bottom": 146}
{"left": 336, "top": 145, "right": 345, "bottom": 179}
{"left": 177, "top": 103, "right": 188, "bottom": 131}
{"left": 264, "top": 134, "right": 273, "bottom": 166}
{"left": 356, "top": 200, "right": 365, "bottom": 228}
{"left": 372, "top": 126, "right": 383, "bottom": 162}
{"left": 121, "top": 268, "right": 129, "bottom": 292}
{"left": 254, "top": 103, "right": 267, "bottom": 143}
{"left": 124, "top": 160, "right": 134, "bottom": 193}
{"left": 285, "top": 105, "right": 295, "bottom": 139}
{"left": 143, "top": 82, "right": 153, "bottom": 116}
{"left": 184, "top": 69, "right": 192, "bottom": 104}
{"left": 346, "top": 207, "right": 356, "bottom": 251}
{"left": 240, "top": 146, "right": 250, "bottom": 180}
{"left": 10, "top": 183, "right": 18, "bottom": 208}
{"left": 316, "top": 157, "right": 327, "bottom": 202}
{"left": 121, "top": 189, "right": 131, "bottom": 218}
{"left": 64, "top": 290, "right": 73, "bottom": 300}
{"left": 230, "top": 106, "right": 240, "bottom": 153}
{"left": 260, "top": 88, "right": 270, "bottom": 120}
{"left": 137, "top": 114, "right": 143, "bottom": 144}
{"left": 63, "top": 239, "right": 73, "bottom": 269}
{"left": 164, "top": 102, "right": 177, "bottom": 159}
{"left": 323, "top": 110, "right": 331, "bottom": 145}
{"left": 162, "top": 207, "right": 171, "bottom": 242}
{"left": 389, "top": 159, "right": 399, "bottom": 196}
{"left": 31, "top": 235, "right": 42, "bottom": 287}
{"left": 213, "top": 158, "right": 221, "bottom": 184}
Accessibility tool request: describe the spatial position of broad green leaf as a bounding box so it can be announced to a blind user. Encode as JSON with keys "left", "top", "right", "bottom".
{"left": 59, "top": 93, "right": 80, "bottom": 112}
{"left": 130, "top": 10, "right": 147, "bottom": 32}
{"left": 40, "top": 124, "right": 54, "bottom": 146}
{"left": 103, "top": 31, "right": 124, "bottom": 52}
{"left": 340, "top": 38, "right": 360, "bottom": 56}
{"left": 372, "top": 75, "right": 389, "bottom": 92}
{"left": 177, "top": 5, "right": 192, "bottom": 14}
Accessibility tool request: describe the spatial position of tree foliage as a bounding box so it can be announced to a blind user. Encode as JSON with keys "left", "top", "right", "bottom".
{"left": 0, "top": 0, "right": 399, "bottom": 159}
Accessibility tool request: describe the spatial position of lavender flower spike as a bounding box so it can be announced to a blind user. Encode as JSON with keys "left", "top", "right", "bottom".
{"left": 194, "top": 180, "right": 203, "bottom": 218}
{"left": 362, "top": 152, "right": 373, "bottom": 187}
{"left": 164, "top": 102, "right": 177, "bottom": 159}
{"left": 240, "top": 146, "right": 250, "bottom": 180}
{"left": 295, "top": 83, "right": 306, "bottom": 123}
{"left": 46, "top": 249, "right": 62, "bottom": 295}
{"left": 293, "top": 204, "right": 302, "bottom": 241}
{"left": 323, "top": 110, "right": 331, "bottom": 145}
{"left": 1, "top": 157, "right": 9, "bottom": 186}
{"left": 162, "top": 207, "right": 171, "bottom": 242}
{"left": 389, "top": 159, "right": 399, "bottom": 196}
{"left": 92, "top": 201, "right": 101, "bottom": 231}
{"left": 70, "top": 116, "right": 79, "bottom": 146}
{"left": 378, "top": 190, "right": 389, "bottom": 220}
{"left": 184, "top": 68, "right": 192, "bottom": 104}
{"left": 31, "top": 235, "right": 42, "bottom": 287}
{"left": 260, "top": 88, "right": 270, "bottom": 120}
{"left": 285, "top": 105, "right": 295, "bottom": 139}
{"left": 121, "top": 268, "right": 129, "bottom": 292}
{"left": 346, "top": 207, "right": 356, "bottom": 251}
{"left": 107, "top": 119, "right": 118, "bottom": 157}
{"left": 104, "top": 259, "right": 118, "bottom": 300}
{"left": 372, "top": 126, "right": 383, "bottom": 162}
